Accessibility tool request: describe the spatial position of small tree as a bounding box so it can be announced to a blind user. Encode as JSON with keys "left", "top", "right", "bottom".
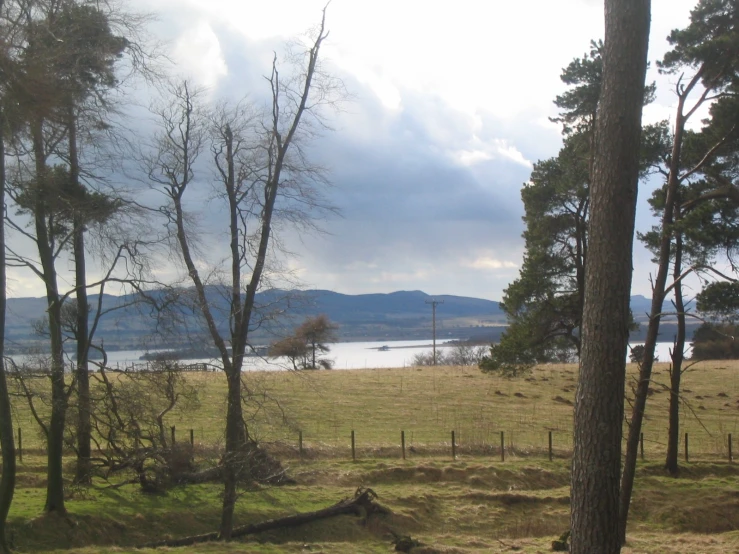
{"left": 629, "top": 345, "right": 645, "bottom": 364}
{"left": 271, "top": 314, "right": 338, "bottom": 370}
{"left": 269, "top": 335, "right": 309, "bottom": 370}
{"left": 297, "top": 314, "right": 338, "bottom": 369}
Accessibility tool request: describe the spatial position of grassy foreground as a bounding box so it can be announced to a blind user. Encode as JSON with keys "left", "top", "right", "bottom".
{"left": 5, "top": 360, "right": 739, "bottom": 552}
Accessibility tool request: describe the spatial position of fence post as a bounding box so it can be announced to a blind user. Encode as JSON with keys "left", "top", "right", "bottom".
{"left": 500, "top": 431, "right": 505, "bottom": 462}
{"left": 401, "top": 430, "right": 406, "bottom": 460}
{"left": 171, "top": 425, "right": 176, "bottom": 445}
{"left": 351, "top": 430, "right": 355, "bottom": 461}
{"left": 451, "top": 430, "right": 456, "bottom": 460}
{"left": 548, "top": 431, "right": 553, "bottom": 461}
{"left": 190, "top": 428, "right": 194, "bottom": 447}
{"left": 684, "top": 432, "right": 689, "bottom": 463}
{"left": 729, "top": 433, "right": 733, "bottom": 463}
{"left": 299, "top": 430, "right": 303, "bottom": 458}
{"left": 17, "top": 427, "right": 22, "bottom": 463}
{"left": 640, "top": 433, "right": 644, "bottom": 461}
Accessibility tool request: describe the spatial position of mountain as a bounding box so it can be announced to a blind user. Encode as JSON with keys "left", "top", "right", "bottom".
{"left": 3, "top": 289, "right": 695, "bottom": 352}
{"left": 4, "top": 289, "right": 506, "bottom": 351}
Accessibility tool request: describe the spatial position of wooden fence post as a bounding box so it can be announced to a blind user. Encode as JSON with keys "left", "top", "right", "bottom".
{"left": 171, "top": 425, "right": 176, "bottom": 445}
{"left": 351, "top": 430, "right": 355, "bottom": 461}
{"left": 729, "top": 433, "right": 733, "bottom": 463}
{"left": 684, "top": 432, "right": 689, "bottom": 463}
{"left": 500, "top": 431, "right": 505, "bottom": 462}
{"left": 451, "top": 430, "right": 456, "bottom": 460}
{"left": 401, "top": 430, "right": 406, "bottom": 460}
{"left": 190, "top": 428, "right": 194, "bottom": 447}
{"left": 17, "top": 427, "right": 22, "bottom": 463}
{"left": 548, "top": 431, "right": 553, "bottom": 462}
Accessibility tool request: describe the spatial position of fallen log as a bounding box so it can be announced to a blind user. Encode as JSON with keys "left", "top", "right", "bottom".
{"left": 138, "top": 487, "right": 389, "bottom": 549}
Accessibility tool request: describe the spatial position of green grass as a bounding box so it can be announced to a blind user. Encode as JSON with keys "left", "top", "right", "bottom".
{"left": 5, "top": 360, "right": 739, "bottom": 552}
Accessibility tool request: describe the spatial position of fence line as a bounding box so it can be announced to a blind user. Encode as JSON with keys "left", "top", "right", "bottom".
{"left": 6, "top": 427, "right": 737, "bottom": 465}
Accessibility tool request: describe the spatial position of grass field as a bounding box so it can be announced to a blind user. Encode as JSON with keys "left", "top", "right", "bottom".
{"left": 5, "top": 359, "right": 739, "bottom": 552}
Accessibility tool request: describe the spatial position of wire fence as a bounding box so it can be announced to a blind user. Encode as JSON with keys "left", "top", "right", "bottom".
{"left": 7, "top": 425, "right": 737, "bottom": 465}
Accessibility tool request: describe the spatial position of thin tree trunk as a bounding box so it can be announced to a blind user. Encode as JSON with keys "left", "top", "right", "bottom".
{"left": 617, "top": 66, "right": 703, "bottom": 550}
{"left": 0, "top": 105, "right": 17, "bottom": 554}
{"left": 69, "top": 107, "right": 92, "bottom": 485}
{"left": 31, "top": 118, "right": 67, "bottom": 514}
{"left": 570, "top": 1, "right": 650, "bottom": 553}
{"left": 665, "top": 228, "right": 686, "bottom": 474}
{"left": 219, "top": 365, "right": 247, "bottom": 540}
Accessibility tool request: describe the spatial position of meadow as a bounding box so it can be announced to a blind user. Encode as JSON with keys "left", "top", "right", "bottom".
{"left": 5, "top": 360, "right": 739, "bottom": 553}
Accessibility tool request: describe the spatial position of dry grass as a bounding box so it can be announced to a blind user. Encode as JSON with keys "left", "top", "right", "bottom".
{"left": 182, "top": 359, "right": 739, "bottom": 462}
{"left": 7, "top": 359, "right": 739, "bottom": 553}
{"left": 11, "top": 360, "right": 739, "bottom": 462}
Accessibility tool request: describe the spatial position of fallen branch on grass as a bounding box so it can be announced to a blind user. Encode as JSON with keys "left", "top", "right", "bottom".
{"left": 137, "top": 487, "right": 389, "bottom": 549}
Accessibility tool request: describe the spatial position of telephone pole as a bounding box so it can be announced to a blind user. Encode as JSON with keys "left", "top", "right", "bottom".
{"left": 425, "top": 299, "right": 444, "bottom": 365}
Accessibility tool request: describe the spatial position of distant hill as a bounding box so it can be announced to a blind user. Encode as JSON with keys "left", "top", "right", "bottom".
{"left": 4, "top": 289, "right": 507, "bottom": 351}
{"left": 3, "top": 289, "right": 695, "bottom": 352}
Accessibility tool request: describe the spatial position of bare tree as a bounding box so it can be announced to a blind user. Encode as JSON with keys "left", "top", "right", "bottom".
{"left": 142, "top": 6, "right": 341, "bottom": 539}
{"left": 570, "top": 0, "right": 651, "bottom": 553}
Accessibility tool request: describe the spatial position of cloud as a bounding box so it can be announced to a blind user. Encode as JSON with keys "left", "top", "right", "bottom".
{"left": 5, "top": 0, "right": 708, "bottom": 305}
{"left": 172, "top": 21, "right": 228, "bottom": 88}
{"left": 467, "top": 258, "right": 519, "bottom": 270}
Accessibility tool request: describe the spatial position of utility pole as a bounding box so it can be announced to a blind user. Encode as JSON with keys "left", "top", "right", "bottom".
{"left": 425, "top": 299, "right": 444, "bottom": 365}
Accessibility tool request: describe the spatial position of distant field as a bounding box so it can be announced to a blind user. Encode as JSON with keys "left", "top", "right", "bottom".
{"left": 6, "top": 359, "right": 739, "bottom": 553}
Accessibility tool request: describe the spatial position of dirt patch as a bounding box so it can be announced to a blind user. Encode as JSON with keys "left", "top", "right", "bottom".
{"left": 463, "top": 492, "right": 570, "bottom": 506}
{"left": 361, "top": 464, "right": 570, "bottom": 491}
{"left": 553, "top": 396, "right": 573, "bottom": 406}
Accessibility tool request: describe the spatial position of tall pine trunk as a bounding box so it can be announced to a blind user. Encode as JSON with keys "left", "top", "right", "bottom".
{"left": 0, "top": 106, "right": 17, "bottom": 554}
{"left": 570, "top": 0, "right": 650, "bottom": 552}
{"left": 68, "top": 108, "right": 92, "bottom": 485}
{"left": 31, "top": 118, "right": 67, "bottom": 514}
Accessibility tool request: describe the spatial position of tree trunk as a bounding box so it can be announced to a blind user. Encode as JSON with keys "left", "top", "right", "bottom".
{"left": 0, "top": 106, "right": 17, "bottom": 554}
{"left": 618, "top": 54, "right": 700, "bottom": 552}
{"left": 219, "top": 365, "right": 247, "bottom": 540}
{"left": 570, "top": 1, "right": 650, "bottom": 553}
{"left": 69, "top": 107, "right": 92, "bottom": 485}
{"left": 144, "top": 488, "right": 387, "bottom": 549}
{"left": 31, "top": 118, "right": 67, "bottom": 515}
{"left": 665, "top": 230, "right": 686, "bottom": 474}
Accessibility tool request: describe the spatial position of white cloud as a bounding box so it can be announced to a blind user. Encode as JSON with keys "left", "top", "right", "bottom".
{"left": 172, "top": 21, "right": 228, "bottom": 89}
{"left": 453, "top": 149, "right": 492, "bottom": 166}
{"left": 467, "top": 258, "right": 518, "bottom": 270}
{"left": 491, "top": 140, "right": 533, "bottom": 168}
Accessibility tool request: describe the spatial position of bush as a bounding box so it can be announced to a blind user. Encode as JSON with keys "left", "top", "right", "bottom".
{"left": 692, "top": 323, "right": 739, "bottom": 360}
{"left": 412, "top": 343, "right": 488, "bottom": 366}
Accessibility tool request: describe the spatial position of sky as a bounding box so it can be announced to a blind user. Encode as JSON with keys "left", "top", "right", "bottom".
{"left": 7, "top": 0, "right": 708, "bottom": 301}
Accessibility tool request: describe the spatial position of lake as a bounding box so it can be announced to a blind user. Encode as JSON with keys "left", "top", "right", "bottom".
{"left": 50, "top": 339, "right": 690, "bottom": 371}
